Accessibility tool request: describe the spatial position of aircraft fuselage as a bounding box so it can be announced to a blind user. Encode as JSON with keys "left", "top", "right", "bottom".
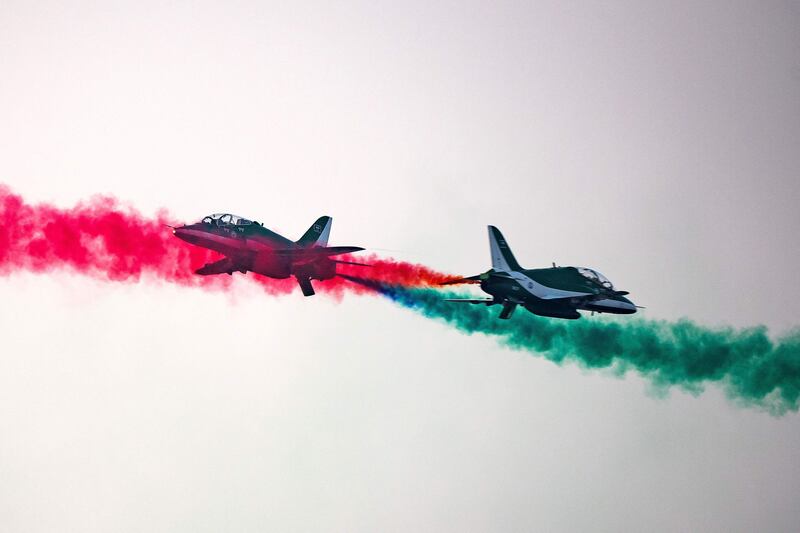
{"left": 172, "top": 214, "right": 363, "bottom": 296}
{"left": 480, "top": 267, "right": 636, "bottom": 320}
{"left": 174, "top": 222, "right": 310, "bottom": 278}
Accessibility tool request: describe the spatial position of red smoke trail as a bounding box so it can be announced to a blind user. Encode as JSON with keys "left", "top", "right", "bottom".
{"left": 0, "top": 185, "right": 455, "bottom": 295}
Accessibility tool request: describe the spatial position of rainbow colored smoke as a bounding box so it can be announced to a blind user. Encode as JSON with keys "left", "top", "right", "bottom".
{"left": 2, "top": 184, "right": 798, "bottom": 414}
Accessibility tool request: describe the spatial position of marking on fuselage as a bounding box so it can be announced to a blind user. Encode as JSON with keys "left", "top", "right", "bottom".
{"left": 505, "top": 270, "right": 589, "bottom": 300}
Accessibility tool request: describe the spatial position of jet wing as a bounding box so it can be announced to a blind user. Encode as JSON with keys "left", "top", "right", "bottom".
{"left": 440, "top": 275, "right": 482, "bottom": 285}
{"left": 195, "top": 257, "right": 239, "bottom": 275}
{"left": 540, "top": 290, "right": 630, "bottom": 302}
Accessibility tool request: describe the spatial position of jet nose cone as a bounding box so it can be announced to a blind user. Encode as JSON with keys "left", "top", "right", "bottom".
{"left": 172, "top": 224, "right": 208, "bottom": 247}
{"left": 172, "top": 225, "right": 189, "bottom": 241}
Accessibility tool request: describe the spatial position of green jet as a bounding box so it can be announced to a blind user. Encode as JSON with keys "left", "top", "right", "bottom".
{"left": 443, "top": 226, "right": 638, "bottom": 320}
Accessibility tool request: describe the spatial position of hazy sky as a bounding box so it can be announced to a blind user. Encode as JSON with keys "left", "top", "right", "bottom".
{"left": 1, "top": 1, "right": 799, "bottom": 532}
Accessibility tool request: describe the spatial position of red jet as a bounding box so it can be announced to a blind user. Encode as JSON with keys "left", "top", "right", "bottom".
{"left": 173, "top": 213, "right": 366, "bottom": 296}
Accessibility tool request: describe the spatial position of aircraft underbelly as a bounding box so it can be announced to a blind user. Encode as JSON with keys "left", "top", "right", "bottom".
{"left": 481, "top": 279, "right": 582, "bottom": 319}
{"left": 250, "top": 254, "right": 337, "bottom": 281}
{"left": 520, "top": 296, "right": 579, "bottom": 318}
{"left": 251, "top": 253, "right": 291, "bottom": 278}
{"left": 581, "top": 298, "right": 636, "bottom": 314}
{"left": 300, "top": 258, "right": 336, "bottom": 281}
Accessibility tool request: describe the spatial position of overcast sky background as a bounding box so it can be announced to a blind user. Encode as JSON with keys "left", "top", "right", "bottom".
{"left": 1, "top": 1, "right": 799, "bottom": 531}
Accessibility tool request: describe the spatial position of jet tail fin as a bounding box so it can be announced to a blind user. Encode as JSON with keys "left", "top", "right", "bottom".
{"left": 488, "top": 225, "right": 522, "bottom": 272}
{"left": 297, "top": 216, "right": 332, "bottom": 248}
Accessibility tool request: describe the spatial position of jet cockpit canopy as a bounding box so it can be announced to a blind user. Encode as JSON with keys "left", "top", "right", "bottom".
{"left": 577, "top": 267, "right": 614, "bottom": 289}
{"left": 201, "top": 213, "right": 254, "bottom": 227}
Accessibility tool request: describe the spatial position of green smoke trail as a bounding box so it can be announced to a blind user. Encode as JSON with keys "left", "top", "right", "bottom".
{"left": 367, "top": 281, "right": 800, "bottom": 415}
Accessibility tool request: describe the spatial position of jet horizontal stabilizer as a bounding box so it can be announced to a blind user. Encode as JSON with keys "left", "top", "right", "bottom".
{"left": 440, "top": 270, "right": 495, "bottom": 285}
{"left": 444, "top": 298, "right": 495, "bottom": 305}
{"left": 332, "top": 259, "right": 372, "bottom": 267}
{"left": 273, "top": 246, "right": 364, "bottom": 258}
{"left": 440, "top": 276, "right": 481, "bottom": 286}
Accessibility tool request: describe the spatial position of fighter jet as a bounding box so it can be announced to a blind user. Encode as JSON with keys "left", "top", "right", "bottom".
{"left": 172, "top": 213, "right": 366, "bottom": 296}
{"left": 443, "top": 226, "right": 638, "bottom": 319}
